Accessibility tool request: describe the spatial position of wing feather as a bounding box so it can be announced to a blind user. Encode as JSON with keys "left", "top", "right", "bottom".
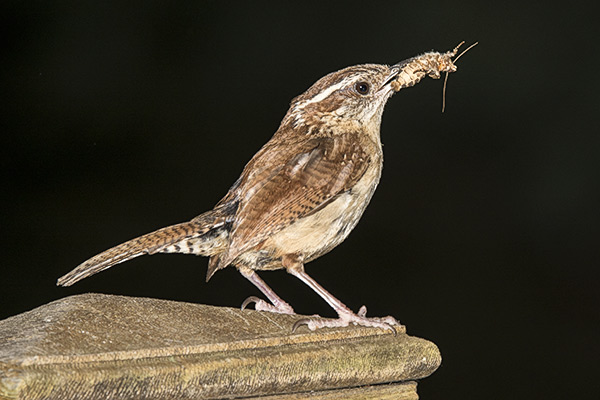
{"left": 220, "top": 133, "right": 369, "bottom": 266}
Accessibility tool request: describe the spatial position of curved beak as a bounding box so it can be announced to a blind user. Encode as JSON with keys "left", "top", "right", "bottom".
{"left": 378, "top": 65, "right": 401, "bottom": 94}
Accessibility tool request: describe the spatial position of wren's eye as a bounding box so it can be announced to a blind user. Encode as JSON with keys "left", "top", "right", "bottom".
{"left": 354, "top": 81, "right": 370, "bottom": 95}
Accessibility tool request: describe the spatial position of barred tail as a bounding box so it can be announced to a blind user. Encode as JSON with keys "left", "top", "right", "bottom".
{"left": 57, "top": 204, "right": 234, "bottom": 287}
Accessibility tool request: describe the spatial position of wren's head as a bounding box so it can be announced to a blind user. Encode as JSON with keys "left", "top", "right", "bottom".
{"left": 278, "top": 64, "right": 400, "bottom": 137}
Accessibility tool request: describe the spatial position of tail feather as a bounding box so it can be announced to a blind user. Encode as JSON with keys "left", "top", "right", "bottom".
{"left": 57, "top": 222, "right": 200, "bottom": 286}
{"left": 57, "top": 202, "right": 236, "bottom": 287}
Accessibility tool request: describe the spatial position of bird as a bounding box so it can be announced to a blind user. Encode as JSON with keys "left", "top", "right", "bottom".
{"left": 58, "top": 43, "right": 471, "bottom": 332}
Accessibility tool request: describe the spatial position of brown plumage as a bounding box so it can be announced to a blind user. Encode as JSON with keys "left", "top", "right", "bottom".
{"left": 58, "top": 43, "right": 472, "bottom": 331}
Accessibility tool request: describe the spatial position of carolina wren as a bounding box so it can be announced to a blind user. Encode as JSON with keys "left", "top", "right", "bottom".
{"left": 58, "top": 43, "right": 472, "bottom": 332}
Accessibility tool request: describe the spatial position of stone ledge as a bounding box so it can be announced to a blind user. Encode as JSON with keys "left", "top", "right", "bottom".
{"left": 0, "top": 293, "right": 440, "bottom": 399}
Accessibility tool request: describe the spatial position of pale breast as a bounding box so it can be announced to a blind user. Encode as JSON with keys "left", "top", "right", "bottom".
{"left": 262, "top": 153, "right": 383, "bottom": 263}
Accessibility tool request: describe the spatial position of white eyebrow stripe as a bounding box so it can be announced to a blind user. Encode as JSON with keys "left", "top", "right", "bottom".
{"left": 300, "top": 77, "right": 352, "bottom": 107}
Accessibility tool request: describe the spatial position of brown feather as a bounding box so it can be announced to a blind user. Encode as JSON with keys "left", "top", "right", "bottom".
{"left": 215, "top": 133, "right": 369, "bottom": 269}
{"left": 57, "top": 203, "right": 235, "bottom": 286}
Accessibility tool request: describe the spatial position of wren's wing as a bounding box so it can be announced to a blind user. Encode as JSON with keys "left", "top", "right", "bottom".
{"left": 218, "top": 133, "right": 370, "bottom": 269}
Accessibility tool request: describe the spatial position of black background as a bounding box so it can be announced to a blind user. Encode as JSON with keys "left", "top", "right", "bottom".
{"left": 2, "top": 1, "right": 599, "bottom": 399}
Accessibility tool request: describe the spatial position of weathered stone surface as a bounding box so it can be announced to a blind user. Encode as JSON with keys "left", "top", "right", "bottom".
{"left": 0, "top": 294, "right": 440, "bottom": 399}
{"left": 246, "top": 381, "right": 418, "bottom": 399}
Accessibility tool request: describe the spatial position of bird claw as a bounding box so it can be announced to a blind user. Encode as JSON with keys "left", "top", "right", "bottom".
{"left": 241, "top": 296, "right": 295, "bottom": 314}
{"left": 357, "top": 305, "right": 368, "bottom": 317}
{"left": 292, "top": 306, "right": 401, "bottom": 335}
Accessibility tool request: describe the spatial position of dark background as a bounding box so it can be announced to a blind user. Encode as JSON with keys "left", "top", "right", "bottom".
{"left": 2, "top": 1, "right": 598, "bottom": 399}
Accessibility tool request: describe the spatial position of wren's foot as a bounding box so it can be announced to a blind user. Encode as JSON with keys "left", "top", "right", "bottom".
{"left": 292, "top": 305, "right": 401, "bottom": 333}
{"left": 241, "top": 296, "right": 296, "bottom": 315}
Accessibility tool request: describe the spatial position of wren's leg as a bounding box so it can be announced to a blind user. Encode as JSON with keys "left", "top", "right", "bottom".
{"left": 283, "top": 256, "right": 400, "bottom": 332}
{"left": 238, "top": 265, "right": 296, "bottom": 315}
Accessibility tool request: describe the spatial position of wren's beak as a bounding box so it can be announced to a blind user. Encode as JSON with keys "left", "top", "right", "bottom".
{"left": 380, "top": 54, "right": 423, "bottom": 91}
{"left": 379, "top": 65, "right": 401, "bottom": 93}
{"left": 379, "top": 54, "right": 422, "bottom": 93}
